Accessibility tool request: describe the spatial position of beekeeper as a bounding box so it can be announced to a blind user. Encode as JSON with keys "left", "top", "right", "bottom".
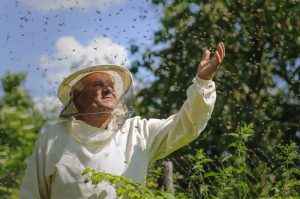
{"left": 20, "top": 43, "right": 225, "bottom": 198}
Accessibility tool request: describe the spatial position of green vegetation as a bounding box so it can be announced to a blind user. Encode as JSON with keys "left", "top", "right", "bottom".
{"left": 131, "top": 0, "right": 300, "bottom": 196}
{"left": 132, "top": 0, "right": 299, "bottom": 150}
{"left": 82, "top": 168, "right": 175, "bottom": 199}
{"left": 0, "top": 73, "right": 45, "bottom": 198}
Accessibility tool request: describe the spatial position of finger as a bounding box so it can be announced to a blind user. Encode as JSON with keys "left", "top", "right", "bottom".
{"left": 216, "top": 51, "right": 222, "bottom": 65}
{"left": 201, "top": 49, "right": 211, "bottom": 62}
{"left": 212, "top": 51, "right": 222, "bottom": 67}
{"left": 220, "top": 42, "right": 225, "bottom": 57}
{"left": 219, "top": 42, "right": 225, "bottom": 58}
{"left": 201, "top": 61, "right": 211, "bottom": 68}
{"left": 217, "top": 43, "right": 224, "bottom": 60}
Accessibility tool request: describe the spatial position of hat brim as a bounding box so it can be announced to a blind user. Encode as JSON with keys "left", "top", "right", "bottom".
{"left": 57, "top": 64, "right": 133, "bottom": 110}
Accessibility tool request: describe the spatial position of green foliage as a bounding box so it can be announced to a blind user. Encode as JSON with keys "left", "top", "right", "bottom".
{"left": 0, "top": 73, "right": 45, "bottom": 198}
{"left": 146, "top": 162, "right": 164, "bottom": 190}
{"left": 185, "top": 123, "right": 300, "bottom": 198}
{"left": 82, "top": 168, "right": 176, "bottom": 199}
{"left": 131, "top": 1, "right": 300, "bottom": 196}
{"left": 133, "top": 0, "right": 300, "bottom": 153}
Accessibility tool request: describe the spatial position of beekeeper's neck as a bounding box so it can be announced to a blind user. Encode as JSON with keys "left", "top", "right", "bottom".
{"left": 77, "top": 112, "right": 112, "bottom": 129}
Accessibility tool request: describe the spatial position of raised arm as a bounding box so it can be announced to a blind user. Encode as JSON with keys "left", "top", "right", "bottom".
{"left": 145, "top": 43, "right": 225, "bottom": 162}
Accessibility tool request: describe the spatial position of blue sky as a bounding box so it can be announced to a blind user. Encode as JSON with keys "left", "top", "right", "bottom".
{"left": 0, "top": 0, "right": 163, "bottom": 110}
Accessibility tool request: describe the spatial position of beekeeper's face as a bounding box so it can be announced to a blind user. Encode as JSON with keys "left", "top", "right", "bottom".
{"left": 72, "top": 72, "right": 117, "bottom": 113}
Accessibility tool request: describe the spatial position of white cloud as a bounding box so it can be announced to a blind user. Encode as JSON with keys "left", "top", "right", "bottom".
{"left": 24, "top": 0, "right": 124, "bottom": 12}
{"left": 33, "top": 35, "right": 131, "bottom": 118}
{"left": 33, "top": 96, "right": 62, "bottom": 114}
{"left": 37, "top": 36, "right": 135, "bottom": 114}
{"left": 40, "top": 35, "right": 129, "bottom": 84}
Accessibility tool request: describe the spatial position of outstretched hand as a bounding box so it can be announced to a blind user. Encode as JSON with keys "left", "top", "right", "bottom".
{"left": 198, "top": 42, "right": 225, "bottom": 80}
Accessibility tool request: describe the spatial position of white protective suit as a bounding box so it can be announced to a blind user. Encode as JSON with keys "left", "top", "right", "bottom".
{"left": 20, "top": 76, "right": 216, "bottom": 199}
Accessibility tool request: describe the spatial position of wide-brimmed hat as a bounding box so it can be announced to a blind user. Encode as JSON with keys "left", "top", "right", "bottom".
{"left": 58, "top": 64, "right": 133, "bottom": 118}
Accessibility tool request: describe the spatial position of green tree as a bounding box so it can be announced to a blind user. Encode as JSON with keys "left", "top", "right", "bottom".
{"left": 0, "top": 73, "right": 45, "bottom": 198}
{"left": 131, "top": 0, "right": 300, "bottom": 194}
{"left": 132, "top": 0, "right": 299, "bottom": 158}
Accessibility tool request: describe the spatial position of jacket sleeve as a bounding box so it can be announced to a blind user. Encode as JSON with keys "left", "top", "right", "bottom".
{"left": 19, "top": 133, "right": 51, "bottom": 199}
{"left": 146, "top": 76, "right": 216, "bottom": 162}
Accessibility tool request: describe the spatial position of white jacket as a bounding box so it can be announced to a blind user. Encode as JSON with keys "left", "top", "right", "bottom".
{"left": 20, "top": 76, "right": 216, "bottom": 199}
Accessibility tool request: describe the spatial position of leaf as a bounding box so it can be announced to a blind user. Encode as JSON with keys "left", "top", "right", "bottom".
{"left": 82, "top": 168, "right": 91, "bottom": 176}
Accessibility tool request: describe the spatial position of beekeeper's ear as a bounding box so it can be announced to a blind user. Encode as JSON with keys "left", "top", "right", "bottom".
{"left": 71, "top": 82, "right": 84, "bottom": 109}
